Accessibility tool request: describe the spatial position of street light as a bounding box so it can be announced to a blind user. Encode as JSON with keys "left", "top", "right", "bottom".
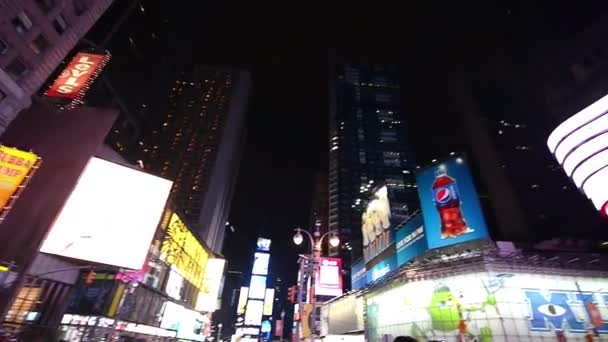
{"left": 293, "top": 231, "right": 304, "bottom": 246}
{"left": 329, "top": 234, "right": 340, "bottom": 248}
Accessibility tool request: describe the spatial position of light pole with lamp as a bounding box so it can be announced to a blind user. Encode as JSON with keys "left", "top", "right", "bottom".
{"left": 292, "top": 221, "right": 339, "bottom": 342}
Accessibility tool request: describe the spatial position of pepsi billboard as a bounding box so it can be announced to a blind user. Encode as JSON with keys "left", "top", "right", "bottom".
{"left": 395, "top": 213, "right": 427, "bottom": 266}
{"left": 416, "top": 157, "right": 489, "bottom": 250}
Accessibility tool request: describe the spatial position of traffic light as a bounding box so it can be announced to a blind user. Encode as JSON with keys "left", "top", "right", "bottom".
{"left": 287, "top": 286, "right": 296, "bottom": 304}
{"left": 84, "top": 270, "right": 96, "bottom": 285}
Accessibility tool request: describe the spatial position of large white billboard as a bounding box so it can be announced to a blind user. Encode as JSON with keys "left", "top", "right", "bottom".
{"left": 248, "top": 275, "right": 267, "bottom": 300}
{"left": 40, "top": 157, "right": 172, "bottom": 269}
{"left": 365, "top": 271, "right": 608, "bottom": 341}
{"left": 244, "top": 299, "right": 264, "bottom": 326}
{"left": 196, "top": 258, "right": 226, "bottom": 312}
{"left": 252, "top": 252, "right": 270, "bottom": 275}
{"left": 548, "top": 93, "right": 608, "bottom": 216}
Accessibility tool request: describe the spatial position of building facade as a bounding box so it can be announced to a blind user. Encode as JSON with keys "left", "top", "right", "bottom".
{"left": 107, "top": 67, "right": 250, "bottom": 254}
{"left": 0, "top": 0, "right": 113, "bottom": 134}
{"left": 328, "top": 61, "right": 419, "bottom": 289}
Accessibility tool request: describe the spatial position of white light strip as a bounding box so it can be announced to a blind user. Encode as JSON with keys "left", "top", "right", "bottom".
{"left": 582, "top": 167, "right": 608, "bottom": 210}
{"left": 548, "top": 93, "right": 608, "bottom": 152}
{"left": 554, "top": 114, "right": 608, "bottom": 164}
{"left": 572, "top": 149, "right": 608, "bottom": 188}
{"left": 563, "top": 132, "right": 608, "bottom": 176}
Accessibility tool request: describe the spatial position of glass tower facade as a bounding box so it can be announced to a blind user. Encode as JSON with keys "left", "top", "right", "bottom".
{"left": 328, "top": 62, "right": 419, "bottom": 288}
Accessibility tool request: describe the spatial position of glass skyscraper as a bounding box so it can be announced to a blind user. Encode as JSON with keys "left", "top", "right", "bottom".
{"left": 328, "top": 62, "right": 419, "bottom": 288}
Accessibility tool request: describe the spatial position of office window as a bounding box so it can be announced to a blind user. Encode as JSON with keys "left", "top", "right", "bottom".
{"left": 0, "top": 39, "right": 7, "bottom": 54}
{"left": 6, "top": 58, "right": 28, "bottom": 80}
{"left": 375, "top": 92, "right": 392, "bottom": 103}
{"left": 52, "top": 14, "right": 68, "bottom": 34}
{"left": 379, "top": 129, "right": 398, "bottom": 143}
{"left": 0, "top": 89, "right": 6, "bottom": 103}
{"left": 30, "top": 35, "right": 49, "bottom": 55}
{"left": 34, "top": 0, "right": 55, "bottom": 12}
{"left": 382, "top": 151, "right": 401, "bottom": 167}
{"left": 12, "top": 12, "right": 33, "bottom": 35}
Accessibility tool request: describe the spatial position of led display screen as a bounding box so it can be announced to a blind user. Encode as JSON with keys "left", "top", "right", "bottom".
{"left": 244, "top": 300, "right": 264, "bottom": 326}
{"left": 237, "top": 287, "right": 249, "bottom": 314}
{"left": 315, "top": 257, "right": 343, "bottom": 297}
{"left": 40, "top": 157, "right": 172, "bottom": 269}
{"left": 395, "top": 213, "right": 427, "bottom": 266}
{"left": 195, "top": 258, "right": 226, "bottom": 312}
{"left": 350, "top": 260, "right": 367, "bottom": 291}
{"left": 263, "top": 288, "right": 275, "bottom": 316}
{"left": 416, "top": 157, "right": 489, "bottom": 250}
{"left": 252, "top": 252, "right": 270, "bottom": 275}
{"left": 248, "top": 275, "right": 267, "bottom": 299}
{"left": 256, "top": 238, "right": 271, "bottom": 252}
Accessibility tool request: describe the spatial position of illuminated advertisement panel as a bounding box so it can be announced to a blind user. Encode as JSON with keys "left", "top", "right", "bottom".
{"left": 160, "top": 301, "right": 205, "bottom": 341}
{"left": 263, "top": 288, "right": 275, "bottom": 316}
{"left": 0, "top": 145, "right": 40, "bottom": 219}
{"left": 40, "top": 157, "right": 172, "bottom": 270}
{"left": 365, "top": 253, "right": 396, "bottom": 284}
{"left": 395, "top": 213, "right": 427, "bottom": 266}
{"left": 248, "top": 275, "right": 267, "bottom": 299}
{"left": 165, "top": 267, "right": 184, "bottom": 301}
{"left": 547, "top": 93, "right": 608, "bottom": 216}
{"left": 351, "top": 260, "right": 367, "bottom": 291}
{"left": 195, "top": 258, "right": 226, "bottom": 312}
{"left": 160, "top": 213, "right": 209, "bottom": 289}
{"left": 244, "top": 299, "right": 264, "bottom": 326}
{"left": 362, "top": 185, "right": 395, "bottom": 264}
{"left": 45, "top": 52, "right": 110, "bottom": 101}
{"left": 252, "top": 252, "right": 270, "bottom": 275}
{"left": 315, "top": 257, "right": 343, "bottom": 297}
{"left": 237, "top": 287, "right": 249, "bottom": 314}
{"left": 256, "top": 238, "right": 271, "bottom": 252}
{"left": 365, "top": 271, "right": 608, "bottom": 341}
{"left": 416, "top": 157, "right": 489, "bottom": 250}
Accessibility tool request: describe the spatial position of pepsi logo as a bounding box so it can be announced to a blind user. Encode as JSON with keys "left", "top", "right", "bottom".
{"left": 435, "top": 188, "right": 451, "bottom": 203}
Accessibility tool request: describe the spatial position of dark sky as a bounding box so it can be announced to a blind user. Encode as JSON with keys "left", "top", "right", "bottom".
{"left": 90, "top": 1, "right": 608, "bottom": 284}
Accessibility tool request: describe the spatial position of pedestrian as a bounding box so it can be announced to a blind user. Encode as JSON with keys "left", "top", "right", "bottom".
{"left": 393, "top": 336, "right": 417, "bottom": 342}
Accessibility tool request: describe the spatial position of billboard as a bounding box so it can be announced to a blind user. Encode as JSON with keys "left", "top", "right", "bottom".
{"left": 160, "top": 213, "right": 210, "bottom": 289}
{"left": 315, "top": 257, "right": 343, "bottom": 297}
{"left": 362, "top": 185, "right": 394, "bottom": 264}
{"left": 196, "top": 258, "right": 226, "bottom": 312}
{"left": 40, "top": 157, "right": 172, "bottom": 270}
{"left": 237, "top": 287, "right": 249, "bottom": 314}
{"left": 395, "top": 214, "right": 427, "bottom": 266}
{"left": 0, "top": 145, "right": 40, "bottom": 219}
{"left": 547, "top": 93, "right": 608, "bottom": 216}
{"left": 160, "top": 301, "right": 205, "bottom": 341}
{"left": 256, "top": 238, "right": 271, "bottom": 252}
{"left": 244, "top": 299, "right": 264, "bottom": 326}
{"left": 45, "top": 52, "right": 110, "bottom": 101}
{"left": 263, "top": 288, "right": 275, "bottom": 316}
{"left": 249, "top": 275, "right": 267, "bottom": 299}
{"left": 165, "top": 267, "right": 184, "bottom": 301}
{"left": 366, "top": 253, "right": 397, "bottom": 284}
{"left": 351, "top": 260, "right": 367, "bottom": 291}
{"left": 252, "top": 252, "right": 270, "bottom": 276}
{"left": 365, "top": 271, "right": 608, "bottom": 341}
{"left": 416, "top": 157, "right": 489, "bottom": 250}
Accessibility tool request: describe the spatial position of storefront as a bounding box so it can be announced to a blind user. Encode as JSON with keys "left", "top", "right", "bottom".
{"left": 364, "top": 255, "right": 608, "bottom": 342}
{"left": 58, "top": 314, "right": 177, "bottom": 341}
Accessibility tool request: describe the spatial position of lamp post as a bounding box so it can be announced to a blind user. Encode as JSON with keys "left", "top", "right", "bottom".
{"left": 292, "top": 221, "right": 339, "bottom": 342}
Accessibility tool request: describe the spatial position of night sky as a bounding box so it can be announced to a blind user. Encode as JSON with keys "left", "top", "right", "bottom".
{"left": 90, "top": 1, "right": 608, "bottom": 284}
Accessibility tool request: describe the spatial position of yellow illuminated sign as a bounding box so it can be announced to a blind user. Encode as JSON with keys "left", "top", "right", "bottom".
{"left": 160, "top": 213, "right": 209, "bottom": 289}
{"left": 0, "top": 145, "right": 39, "bottom": 211}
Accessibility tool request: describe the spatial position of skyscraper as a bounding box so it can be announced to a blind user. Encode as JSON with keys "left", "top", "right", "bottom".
{"left": 0, "top": 0, "right": 114, "bottom": 134}
{"left": 108, "top": 67, "right": 250, "bottom": 254}
{"left": 328, "top": 61, "right": 419, "bottom": 288}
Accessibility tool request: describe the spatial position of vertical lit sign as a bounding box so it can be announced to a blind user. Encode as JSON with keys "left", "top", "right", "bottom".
{"left": 395, "top": 213, "right": 427, "bottom": 266}
{"left": 44, "top": 52, "right": 110, "bottom": 108}
{"left": 547, "top": 93, "right": 608, "bottom": 217}
{"left": 315, "top": 257, "right": 343, "bottom": 297}
{"left": 263, "top": 288, "right": 275, "bottom": 316}
{"left": 361, "top": 186, "right": 394, "bottom": 264}
{"left": 256, "top": 238, "right": 271, "bottom": 252}
{"left": 416, "top": 157, "right": 489, "bottom": 249}
{"left": 0, "top": 145, "right": 40, "bottom": 220}
{"left": 244, "top": 300, "right": 264, "bottom": 326}
{"left": 248, "top": 275, "right": 267, "bottom": 299}
{"left": 237, "top": 287, "right": 249, "bottom": 314}
{"left": 252, "top": 253, "right": 270, "bottom": 275}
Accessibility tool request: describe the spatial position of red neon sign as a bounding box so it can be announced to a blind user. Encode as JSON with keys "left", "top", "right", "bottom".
{"left": 45, "top": 52, "right": 107, "bottom": 100}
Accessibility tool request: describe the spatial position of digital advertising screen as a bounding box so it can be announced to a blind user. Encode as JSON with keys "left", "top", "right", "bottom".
{"left": 252, "top": 252, "right": 270, "bottom": 275}
{"left": 237, "top": 287, "right": 249, "bottom": 314}
{"left": 395, "top": 213, "right": 427, "bottom": 266}
{"left": 244, "top": 299, "right": 264, "bottom": 326}
{"left": 40, "top": 157, "right": 173, "bottom": 270}
{"left": 350, "top": 260, "right": 367, "bottom": 291}
{"left": 248, "top": 275, "right": 267, "bottom": 299}
{"left": 416, "top": 157, "right": 489, "bottom": 250}
{"left": 160, "top": 301, "right": 185, "bottom": 330}
{"left": 256, "top": 238, "right": 271, "bottom": 252}
{"left": 315, "top": 257, "right": 343, "bottom": 297}
{"left": 263, "top": 288, "right": 275, "bottom": 316}
{"left": 165, "top": 267, "right": 184, "bottom": 301}
{"left": 361, "top": 185, "right": 395, "bottom": 264}
{"left": 196, "top": 258, "right": 226, "bottom": 312}
{"left": 366, "top": 253, "right": 397, "bottom": 284}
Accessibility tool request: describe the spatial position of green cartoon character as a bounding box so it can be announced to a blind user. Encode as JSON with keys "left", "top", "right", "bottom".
{"left": 411, "top": 284, "right": 496, "bottom": 342}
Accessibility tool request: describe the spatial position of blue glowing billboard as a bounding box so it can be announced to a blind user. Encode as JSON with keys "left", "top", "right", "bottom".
{"left": 416, "top": 157, "right": 489, "bottom": 250}
{"left": 366, "top": 253, "right": 396, "bottom": 284}
{"left": 351, "top": 259, "right": 367, "bottom": 291}
{"left": 395, "top": 213, "right": 427, "bottom": 266}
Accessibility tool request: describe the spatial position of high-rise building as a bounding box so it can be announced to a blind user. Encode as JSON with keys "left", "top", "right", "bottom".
{"left": 0, "top": 0, "right": 114, "bottom": 134}
{"left": 328, "top": 61, "right": 419, "bottom": 288}
{"left": 108, "top": 67, "right": 250, "bottom": 254}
